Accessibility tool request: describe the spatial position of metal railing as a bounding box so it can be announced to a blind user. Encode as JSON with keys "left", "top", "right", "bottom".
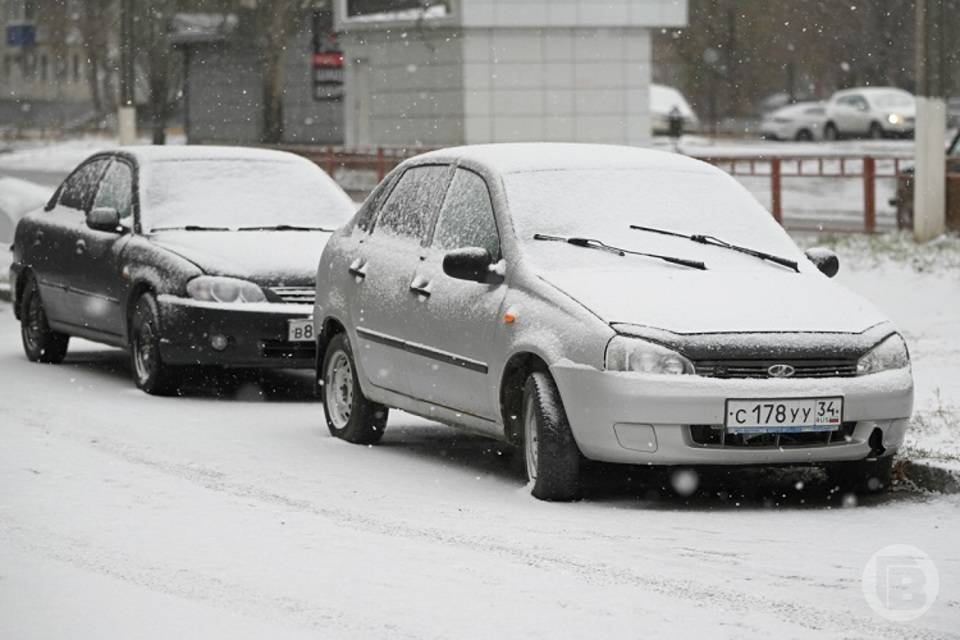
{"left": 277, "top": 145, "right": 957, "bottom": 233}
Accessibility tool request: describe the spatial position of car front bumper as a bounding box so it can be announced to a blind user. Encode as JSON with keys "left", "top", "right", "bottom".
{"left": 156, "top": 295, "right": 314, "bottom": 368}
{"left": 551, "top": 363, "right": 913, "bottom": 466}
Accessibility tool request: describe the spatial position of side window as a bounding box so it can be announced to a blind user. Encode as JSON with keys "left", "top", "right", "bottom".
{"left": 373, "top": 165, "right": 450, "bottom": 241}
{"left": 356, "top": 172, "right": 398, "bottom": 232}
{"left": 58, "top": 159, "right": 109, "bottom": 211}
{"left": 92, "top": 161, "right": 134, "bottom": 220}
{"left": 432, "top": 169, "right": 500, "bottom": 260}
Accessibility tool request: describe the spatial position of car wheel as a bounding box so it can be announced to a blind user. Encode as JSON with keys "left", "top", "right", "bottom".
{"left": 130, "top": 293, "right": 179, "bottom": 395}
{"left": 824, "top": 123, "right": 839, "bottom": 141}
{"left": 20, "top": 277, "right": 69, "bottom": 364}
{"left": 825, "top": 456, "right": 894, "bottom": 495}
{"left": 795, "top": 129, "right": 814, "bottom": 142}
{"left": 322, "top": 332, "right": 388, "bottom": 444}
{"left": 522, "top": 372, "right": 581, "bottom": 501}
{"left": 869, "top": 122, "right": 885, "bottom": 139}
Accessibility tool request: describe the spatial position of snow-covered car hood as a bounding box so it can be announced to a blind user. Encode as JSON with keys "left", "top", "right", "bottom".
{"left": 536, "top": 267, "right": 888, "bottom": 335}
{"left": 149, "top": 230, "right": 330, "bottom": 285}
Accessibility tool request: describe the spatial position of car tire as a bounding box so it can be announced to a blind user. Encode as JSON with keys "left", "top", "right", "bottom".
{"left": 869, "top": 122, "right": 885, "bottom": 139}
{"left": 795, "top": 129, "right": 814, "bottom": 142}
{"left": 130, "top": 292, "right": 179, "bottom": 396}
{"left": 20, "top": 277, "right": 70, "bottom": 364}
{"left": 522, "top": 372, "right": 581, "bottom": 501}
{"left": 322, "top": 332, "right": 388, "bottom": 444}
{"left": 825, "top": 456, "right": 894, "bottom": 495}
{"left": 824, "top": 123, "right": 839, "bottom": 141}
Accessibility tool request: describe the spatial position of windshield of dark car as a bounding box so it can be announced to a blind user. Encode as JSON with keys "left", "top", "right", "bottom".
{"left": 141, "top": 158, "right": 355, "bottom": 231}
{"left": 505, "top": 167, "right": 801, "bottom": 269}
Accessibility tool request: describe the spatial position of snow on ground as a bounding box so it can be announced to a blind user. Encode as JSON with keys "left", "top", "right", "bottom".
{"left": 803, "top": 232, "right": 960, "bottom": 470}
{"left": 1, "top": 235, "right": 959, "bottom": 638}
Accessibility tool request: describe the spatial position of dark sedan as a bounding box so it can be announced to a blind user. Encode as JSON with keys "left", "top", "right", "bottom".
{"left": 10, "top": 146, "right": 355, "bottom": 394}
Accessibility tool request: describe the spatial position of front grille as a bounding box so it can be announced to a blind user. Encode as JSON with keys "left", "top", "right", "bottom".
{"left": 689, "top": 422, "right": 857, "bottom": 449}
{"left": 260, "top": 340, "right": 316, "bottom": 361}
{"left": 694, "top": 360, "right": 858, "bottom": 379}
{"left": 269, "top": 286, "right": 315, "bottom": 305}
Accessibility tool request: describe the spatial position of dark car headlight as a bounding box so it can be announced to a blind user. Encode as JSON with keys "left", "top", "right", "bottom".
{"left": 605, "top": 336, "right": 694, "bottom": 375}
{"left": 857, "top": 334, "right": 910, "bottom": 375}
{"left": 186, "top": 276, "right": 266, "bottom": 303}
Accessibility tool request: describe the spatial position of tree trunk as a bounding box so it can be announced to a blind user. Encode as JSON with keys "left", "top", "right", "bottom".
{"left": 260, "top": 1, "right": 293, "bottom": 144}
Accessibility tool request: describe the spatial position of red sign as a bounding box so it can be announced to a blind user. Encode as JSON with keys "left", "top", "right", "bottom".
{"left": 313, "top": 52, "right": 344, "bottom": 68}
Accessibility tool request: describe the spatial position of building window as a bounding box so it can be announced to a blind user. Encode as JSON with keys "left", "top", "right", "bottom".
{"left": 73, "top": 54, "right": 80, "bottom": 82}
{"left": 40, "top": 53, "right": 48, "bottom": 82}
{"left": 345, "top": 0, "right": 451, "bottom": 20}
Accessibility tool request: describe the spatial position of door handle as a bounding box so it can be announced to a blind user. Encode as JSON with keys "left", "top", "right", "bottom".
{"left": 348, "top": 258, "right": 367, "bottom": 279}
{"left": 75, "top": 239, "right": 86, "bottom": 256}
{"left": 409, "top": 277, "right": 431, "bottom": 298}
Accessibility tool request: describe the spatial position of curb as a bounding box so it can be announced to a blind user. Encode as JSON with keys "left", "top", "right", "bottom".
{"left": 901, "top": 460, "right": 960, "bottom": 494}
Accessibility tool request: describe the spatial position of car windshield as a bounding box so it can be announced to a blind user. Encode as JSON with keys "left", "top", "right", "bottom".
{"left": 141, "top": 158, "right": 355, "bottom": 231}
{"left": 872, "top": 92, "right": 913, "bottom": 109}
{"left": 505, "top": 168, "right": 801, "bottom": 270}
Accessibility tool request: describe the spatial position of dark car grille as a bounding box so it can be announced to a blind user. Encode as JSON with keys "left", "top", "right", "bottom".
{"left": 269, "top": 286, "right": 315, "bottom": 305}
{"left": 260, "top": 340, "right": 316, "bottom": 361}
{"left": 694, "top": 360, "right": 859, "bottom": 379}
{"left": 689, "top": 423, "right": 857, "bottom": 449}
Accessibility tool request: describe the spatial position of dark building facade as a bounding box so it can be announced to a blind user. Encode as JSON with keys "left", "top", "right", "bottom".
{"left": 174, "top": 8, "right": 344, "bottom": 145}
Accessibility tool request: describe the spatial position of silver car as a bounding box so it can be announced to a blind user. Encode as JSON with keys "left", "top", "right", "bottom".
{"left": 824, "top": 87, "right": 916, "bottom": 140}
{"left": 312, "top": 144, "right": 914, "bottom": 501}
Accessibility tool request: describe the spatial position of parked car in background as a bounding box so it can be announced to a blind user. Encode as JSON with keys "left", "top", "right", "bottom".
{"left": 760, "top": 101, "right": 827, "bottom": 141}
{"left": 651, "top": 84, "right": 700, "bottom": 134}
{"left": 10, "top": 146, "right": 355, "bottom": 394}
{"left": 824, "top": 87, "right": 916, "bottom": 140}
{"left": 312, "top": 143, "right": 913, "bottom": 501}
{"left": 892, "top": 130, "right": 960, "bottom": 229}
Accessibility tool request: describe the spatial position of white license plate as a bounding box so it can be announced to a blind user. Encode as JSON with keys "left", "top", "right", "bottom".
{"left": 287, "top": 318, "right": 314, "bottom": 343}
{"left": 725, "top": 397, "right": 843, "bottom": 434}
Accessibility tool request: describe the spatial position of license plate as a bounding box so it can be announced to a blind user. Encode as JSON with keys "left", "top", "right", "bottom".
{"left": 725, "top": 397, "right": 843, "bottom": 434}
{"left": 287, "top": 318, "right": 314, "bottom": 343}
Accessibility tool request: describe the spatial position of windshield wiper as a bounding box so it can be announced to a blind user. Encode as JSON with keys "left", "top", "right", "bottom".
{"left": 532, "top": 234, "right": 707, "bottom": 270}
{"left": 237, "top": 224, "right": 335, "bottom": 232}
{"left": 150, "top": 225, "right": 231, "bottom": 232}
{"left": 629, "top": 224, "right": 799, "bottom": 273}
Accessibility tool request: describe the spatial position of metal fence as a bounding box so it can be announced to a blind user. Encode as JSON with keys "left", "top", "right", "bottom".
{"left": 277, "top": 145, "right": 958, "bottom": 233}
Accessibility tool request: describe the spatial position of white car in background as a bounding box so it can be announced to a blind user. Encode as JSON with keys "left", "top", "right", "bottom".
{"left": 824, "top": 87, "right": 916, "bottom": 140}
{"left": 760, "top": 102, "right": 827, "bottom": 141}
{"left": 651, "top": 84, "right": 700, "bottom": 134}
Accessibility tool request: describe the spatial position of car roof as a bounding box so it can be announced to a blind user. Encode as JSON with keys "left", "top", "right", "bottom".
{"left": 413, "top": 143, "right": 722, "bottom": 176}
{"left": 114, "top": 145, "right": 311, "bottom": 166}
{"left": 834, "top": 87, "right": 912, "bottom": 97}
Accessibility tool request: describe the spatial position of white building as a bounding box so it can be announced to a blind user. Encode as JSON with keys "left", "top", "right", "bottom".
{"left": 335, "top": 0, "right": 687, "bottom": 148}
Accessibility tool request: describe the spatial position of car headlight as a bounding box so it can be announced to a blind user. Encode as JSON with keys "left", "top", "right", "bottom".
{"left": 887, "top": 113, "right": 903, "bottom": 125}
{"left": 857, "top": 334, "right": 910, "bottom": 375}
{"left": 186, "top": 276, "right": 266, "bottom": 303}
{"left": 605, "top": 336, "right": 694, "bottom": 375}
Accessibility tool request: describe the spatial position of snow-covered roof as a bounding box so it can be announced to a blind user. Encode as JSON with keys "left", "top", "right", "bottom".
{"left": 117, "top": 145, "right": 311, "bottom": 166}
{"left": 415, "top": 143, "right": 722, "bottom": 176}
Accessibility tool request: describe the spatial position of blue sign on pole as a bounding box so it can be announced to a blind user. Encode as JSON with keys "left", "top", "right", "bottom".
{"left": 6, "top": 24, "right": 36, "bottom": 47}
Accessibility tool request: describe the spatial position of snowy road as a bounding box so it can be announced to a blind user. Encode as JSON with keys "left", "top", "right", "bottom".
{"left": 0, "top": 300, "right": 957, "bottom": 639}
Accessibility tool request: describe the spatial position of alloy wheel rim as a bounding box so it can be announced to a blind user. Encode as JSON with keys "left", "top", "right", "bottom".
{"left": 134, "top": 319, "right": 157, "bottom": 383}
{"left": 22, "top": 294, "right": 43, "bottom": 351}
{"left": 326, "top": 351, "right": 354, "bottom": 430}
{"left": 524, "top": 397, "right": 538, "bottom": 482}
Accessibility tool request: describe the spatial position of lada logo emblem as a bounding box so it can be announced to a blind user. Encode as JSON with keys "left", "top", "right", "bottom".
{"left": 768, "top": 364, "right": 796, "bottom": 378}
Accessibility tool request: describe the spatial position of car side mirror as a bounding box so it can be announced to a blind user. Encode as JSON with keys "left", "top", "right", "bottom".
{"left": 443, "top": 247, "right": 497, "bottom": 283}
{"left": 86, "top": 207, "right": 121, "bottom": 233}
{"left": 805, "top": 247, "right": 840, "bottom": 278}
